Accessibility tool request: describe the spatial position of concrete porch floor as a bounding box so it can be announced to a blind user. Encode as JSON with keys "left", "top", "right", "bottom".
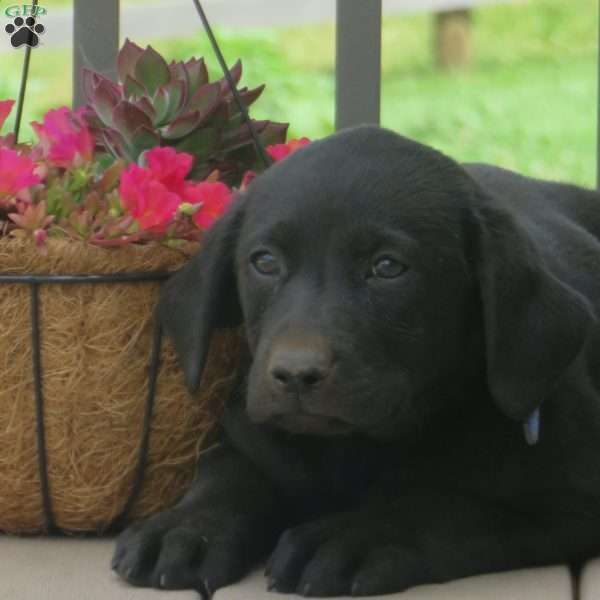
{"left": 2, "top": 535, "right": 594, "bottom": 600}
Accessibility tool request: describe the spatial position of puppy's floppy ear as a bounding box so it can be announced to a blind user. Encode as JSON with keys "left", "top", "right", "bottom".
{"left": 472, "top": 198, "right": 595, "bottom": 421}
{"left": 158, "top": 199, "right": 244, "bottom": 393}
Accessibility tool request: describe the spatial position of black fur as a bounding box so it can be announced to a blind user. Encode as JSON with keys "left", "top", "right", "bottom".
{"left": 113, "top": 126, "right": 600, "bottom": 597}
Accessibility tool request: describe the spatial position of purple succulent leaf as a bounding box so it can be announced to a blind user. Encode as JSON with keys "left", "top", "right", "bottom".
{"left": 259, "top": 121, "right": 289, "bottom": 146}
{"left": 161, "top": 83, "right": 221, "bottom": 139}
{"left": 204, "top": 102, "right": 229, "bottom": 129}
{"left": 187, "top": 81, "right": 221, "bottom": 115}
{"left": 225, "top": 84, "right": 265, "bottom": 118}
{"left": 184, "top": 57, "right": 209, "bottom": 96}
{"left": 117, "top": 38, "right": 145, "bottom": 83}
{"left": 169, "top": 61, "right": 190, "bottom": 88}
{"left": 221, "top": 119, "right": 269, "bottom": 152}
{"left": 245, "top": 120, "right": 289, "bottom": 146}
{"left": 81, "top": 68, "right": 101, "bottom": 104}
{"left": 238, "top": 84, "right": 265, "bottom": 108}
{"left": 134, "top": 45, "right": 171, "bottom": 96}
{"left": 220, "top": 120, "right": 288, "bottom": 170}
{"left": 90, "top": 78, "right": 122, "bottom": 127}
{"left": 132, "top": 96, "right": 157, "bottom": 120}
{"left": 89, "top": 232, "right": 145, "bottom": 247}
{"left": 218, "top": 59, "right": 242, "bottom": 94}
{"left": 161, "top": 110, "right": 203, "bottom": 140}
{"left": 112, "top": 100, "right": 153, "bottom": 139}
{"left": 101, "top": 128, "right": 128, "bottom": 160}
{"left": 80, "top": 108, "right": 104, "bottom": 130}
{"left": 123, "top": 74, "right": 147, "bottom": 99}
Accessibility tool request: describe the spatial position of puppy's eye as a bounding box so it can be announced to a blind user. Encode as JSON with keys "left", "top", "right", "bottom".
{"left": 251, "top": 251, "right": 280, "bottom": 276}
{"left": 371, "top": 255, "right": 408, "bottom": 279}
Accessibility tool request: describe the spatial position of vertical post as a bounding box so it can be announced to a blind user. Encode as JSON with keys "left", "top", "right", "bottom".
{"left": 335, "top": 0, "right": 382, "bottom": 131}
{"left": 597, "top": 0, "right": 600, "bottom": 188}
{"left": 72, "top": 0, "right": 120, "bottom": 109}
{"left": 435, "top": 9, "right": 472, "bottom": 70}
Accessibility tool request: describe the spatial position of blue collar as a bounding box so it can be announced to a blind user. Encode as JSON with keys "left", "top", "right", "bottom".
{"left": 523, "top": 407, "right": 541, "bottom": 445}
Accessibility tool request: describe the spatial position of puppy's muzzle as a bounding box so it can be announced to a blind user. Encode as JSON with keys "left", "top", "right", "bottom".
{"left": 267, "top": 335, "right": 333, "bottom": 396}
{"left": 249, "top": 334, "right": 354, "bottom": 435}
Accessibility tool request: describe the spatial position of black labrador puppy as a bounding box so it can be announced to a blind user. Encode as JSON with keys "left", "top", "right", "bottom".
{"left": 112, "top": 126, "right": 600, "bottom": 597}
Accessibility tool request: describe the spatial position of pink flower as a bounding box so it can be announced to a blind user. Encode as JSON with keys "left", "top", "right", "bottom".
{"left": 267, "top": 137, "right": 311, "bottom": 161}
{"left": 119, "top": 146, "right": 233, "bottom": 233}
{"left": 187, "top": 181, "right": 233, "bottom": 230}
{"left": 32, "top": 107, "right": 95, "bottom": 169}
{"left": 33, "top": 229, "right": 48, "bottom": 248}
{"left": 119, "top": 163, "right": 181, "bottom": 231}
{"left": 0, "top": 147, "right": 41, "bottom": 202}
{"left": 0, "top": 100, "right": 16, "bottom": 148}
{"left": 0, "top": 100, "right": 15, "bottom": 131}
{"left": 144, "top": 146, "right": 193, "bottom": 195}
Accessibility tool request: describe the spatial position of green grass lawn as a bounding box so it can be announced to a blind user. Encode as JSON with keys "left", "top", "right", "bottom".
{"left": 1, "top": 0, "right": 597, "bottom": 186}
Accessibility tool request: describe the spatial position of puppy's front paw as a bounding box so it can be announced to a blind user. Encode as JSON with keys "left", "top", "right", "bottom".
{"left": 266, "top": 513, "right": 427, "bottom": 596}
{"left": 111, "top": 508, "right": 257, "bottom": 594}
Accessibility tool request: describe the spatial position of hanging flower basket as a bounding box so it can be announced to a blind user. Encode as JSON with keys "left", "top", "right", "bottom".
{"left": 0, "top": 238, "right": 243, "bottom": 534}
{"left": 0, "top": 25, "right": 307, "bottom": 534}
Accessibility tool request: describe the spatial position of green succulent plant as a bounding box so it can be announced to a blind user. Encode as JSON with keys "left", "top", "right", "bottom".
{"left": 82, "top": 39, "right": 288, "bottom": 184}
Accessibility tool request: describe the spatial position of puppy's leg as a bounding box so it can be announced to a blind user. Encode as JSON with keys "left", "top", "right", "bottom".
{"left": 267, "top": 490, "right": 599, "bottom": 596}
{"left": 112, "top": 442, "right": 285, "bottom": 594}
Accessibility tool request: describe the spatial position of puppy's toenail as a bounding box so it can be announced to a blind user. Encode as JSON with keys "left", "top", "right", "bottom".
{"left": 267, "top": 577, "right": 277, "bottom": 591}
{"left": 160, "top": 573, "right": 168, "bottom": 588}
{"left": 351, "top": 582, "right": 361, "bottom": 596}
{"left": 302, "top": 583, "right": 312, "bottom": 596}
{"left": 198, "top": 578, "right": 214, "bottom": 600}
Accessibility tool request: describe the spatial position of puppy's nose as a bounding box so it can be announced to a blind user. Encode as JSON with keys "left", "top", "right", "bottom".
{"left": 268, "top": 342, "right": 332, "bottom": 395}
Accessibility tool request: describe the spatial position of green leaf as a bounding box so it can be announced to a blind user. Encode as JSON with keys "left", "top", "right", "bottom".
{"left": 123, "top": 75, "right": 146, "bottom": 99}
{"left": 163, "top": 79, "right": 186, "bottom": 121}
{"left": 174, "top": 128, "right": 220, "bottom": 157}
{"left": 117, "top": 38, "right": 144, "bottom": 83}
{"left": 152, "top": 87, "right": 171, "bottom": 126}
{"left": 96, "top": 159, "right": 126, "bottom": 193}
{"left": 134, "top": 45, "right": 171, "bottom": 97}
{"left": 130, "top": 125, "right": 160, "bottom": 158}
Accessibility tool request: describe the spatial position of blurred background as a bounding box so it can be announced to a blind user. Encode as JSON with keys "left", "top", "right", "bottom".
{"left": 0, "top": 0, "right": 597, "bottom": 187}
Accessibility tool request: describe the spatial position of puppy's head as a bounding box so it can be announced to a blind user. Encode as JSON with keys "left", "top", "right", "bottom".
{"left": 160, "top": 126, "right": 593, "bottom": 440}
